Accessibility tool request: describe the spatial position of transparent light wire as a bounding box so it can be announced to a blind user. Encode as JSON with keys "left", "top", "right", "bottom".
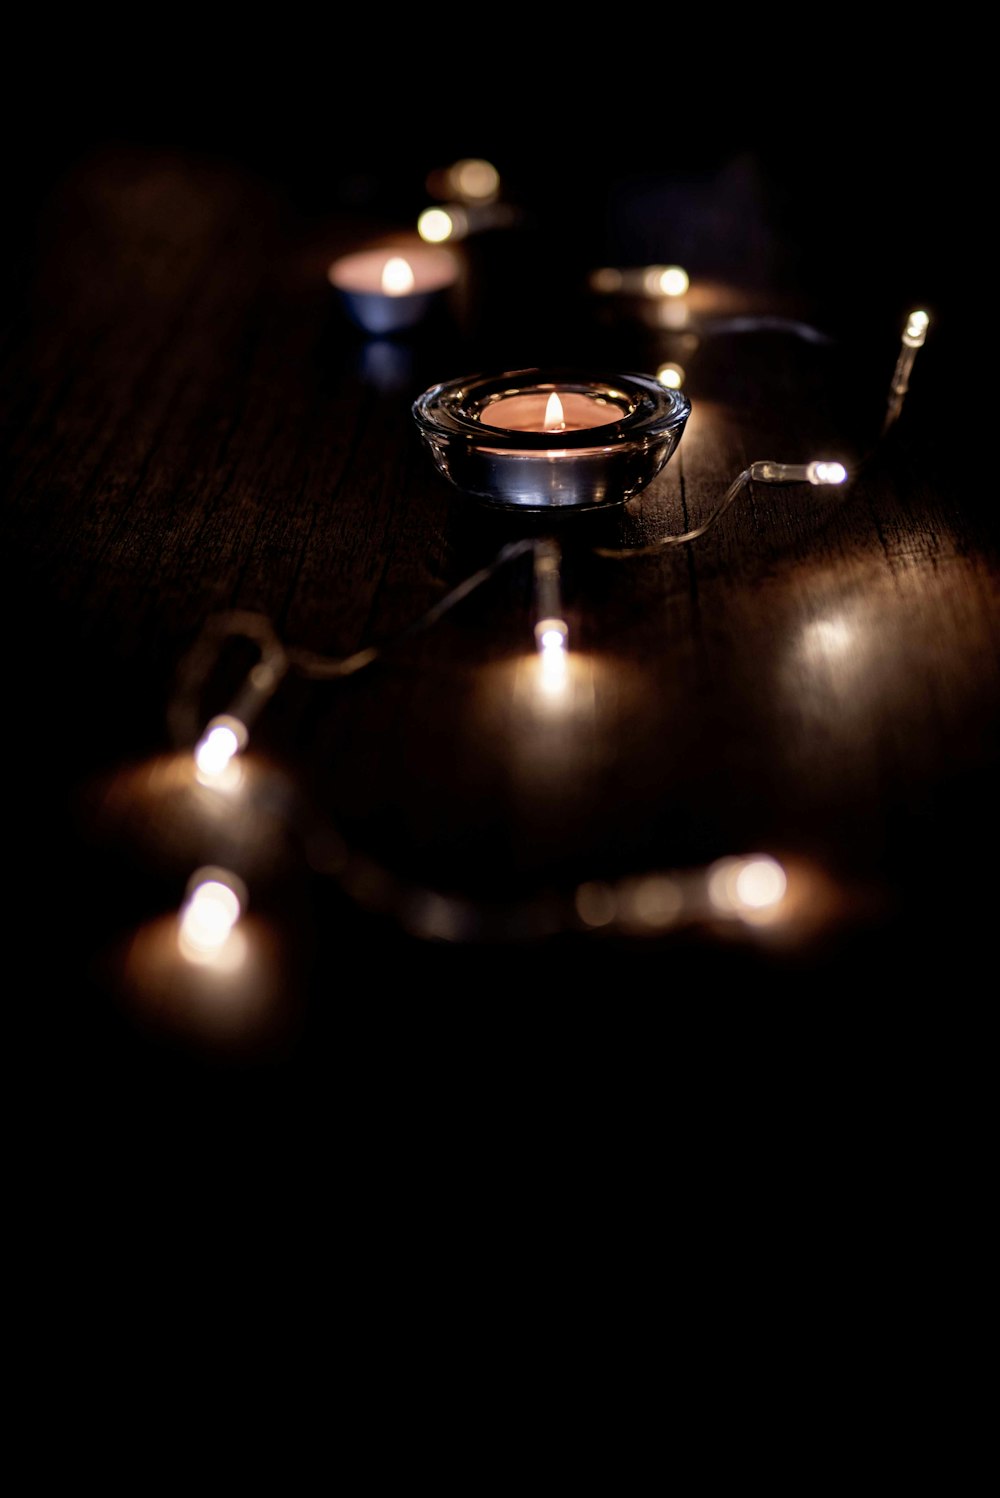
{"left": 173, "top": 307, "right": 930, "bottom": 712}
{"left": 288, "top": 539, "right": 537, "bottom": 681}
{"left": 700, "top": 315, "right": 835, "bottom": 345}
{"left": 170, "top": 610, "right": 289, "bottom": 752}
{"left": 593, "top": 461, "right": 849, "bottom": 558}
{"left": 271, "top": 761, "right": 799, "bottom": 945}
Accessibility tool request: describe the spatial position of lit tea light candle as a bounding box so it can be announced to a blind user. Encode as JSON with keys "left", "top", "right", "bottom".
{"left": 413, "top": 369, "right": 690, "bottom": 511}
{"left": 328, "top": 246, "right": 459, "bottom": 335}
{"left": 483, "top": 388, "right": 623, "bottom": 434}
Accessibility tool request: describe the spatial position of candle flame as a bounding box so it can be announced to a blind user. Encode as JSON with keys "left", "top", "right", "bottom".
{"left": 544, "top": 391, "right": 565, "bottom": 431}
{"left": 381, "top": 256, "right": 415, "bottom": 296}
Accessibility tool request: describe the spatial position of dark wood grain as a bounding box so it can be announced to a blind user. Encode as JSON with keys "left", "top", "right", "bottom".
{"left": 3, "top": 146, "right": 991, "bottom": 1089}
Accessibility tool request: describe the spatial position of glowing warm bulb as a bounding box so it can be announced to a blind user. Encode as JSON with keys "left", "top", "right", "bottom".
{"left": 537, "top": 630, "right": 569, "bottom": 695}
{"left": 708, "top": 855, "right": 787, "bottom": 917}
{"left": 418, "top": 208, "right": 454, "bottom": 242}
{"left": 590, "top": 267, "right": 623, "bottom": 293}
{"left": 734, "top": 858, "right": 787, "bottom": 909}
{"left": 534, "top": 617, "right": 569, "bottom": 651}
{"left": 806, "top": 461, "right": 848, "bottom": 485}
{"left": 195, "top": 725, "right": 238, "bottom": 776}
{"left": 903, "top": 308, "right": 930, "bottom": 346}
{"left": 381, "top": 257, "right": 415, "bottom": 296}
{"left": 658, "top": 265, "right": 689, "bottom": 297}
{"left": 657, "top": 362, "right": 685, "bottom": 389}
{"left": 544, "top": 392, "right": 565, "bottom": 431}
{"left": 178, "top": 869, "right": 247, "bottom": 964}
{"left": 451, "top": 158, "right": 499, "bottom": 201}
{"left": 193, "top": 714, "right": 248, "bottom": 786}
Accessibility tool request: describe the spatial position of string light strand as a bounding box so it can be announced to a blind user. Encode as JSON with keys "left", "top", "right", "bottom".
{"left": 593, "top": 459, "right": 849, "bottom": 558}
{"left": 170, "top": 610, "right": 288, "bottom": 755}
{"left": 149, "top": 305, "right": 930, "bottom": 973}
{"left": 287, "top": 538, "right": 537, "bottom": 681}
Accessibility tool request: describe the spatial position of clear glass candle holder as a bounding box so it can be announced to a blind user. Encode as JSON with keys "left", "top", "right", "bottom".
{"left": 412, "top": 368, "right": 690, "bottom": 511}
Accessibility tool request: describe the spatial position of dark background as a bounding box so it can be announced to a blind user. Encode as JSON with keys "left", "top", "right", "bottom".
{"left": 7, "top": 19, "right": 967, "bottom": 314}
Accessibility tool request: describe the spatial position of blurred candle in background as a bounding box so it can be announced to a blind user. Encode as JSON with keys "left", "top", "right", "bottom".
{"left": 328, "top": 245, "right": 459, "bottom": 334}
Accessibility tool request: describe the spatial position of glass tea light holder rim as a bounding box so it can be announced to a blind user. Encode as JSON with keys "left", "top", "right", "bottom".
{"left": 412, "top": 368, "right": 691, "bottom": 512}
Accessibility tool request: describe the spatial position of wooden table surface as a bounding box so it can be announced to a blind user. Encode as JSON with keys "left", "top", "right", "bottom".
{"left": 4, "top": 129, "right": 990, "bottom": 1089}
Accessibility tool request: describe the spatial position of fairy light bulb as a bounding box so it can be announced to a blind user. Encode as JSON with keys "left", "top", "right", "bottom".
{"left": 450, "top": 158, "right": 499, "bottom": 202}
{"left": 535, "top": 618, "right": 569, "bottom": 653}
{"left": 178, "top": 868, "right": 247, "bottom": 964}
{"left": 806, "top": 461, "right": 848, "bottom": 485}
{"left": 642, "top": 264, "right": 689, "bottom": 297}
{"left": 903, "top": 309, "right": 929, "bottom": 347}
{"left": 418, "top": 206, "right": 470, "bottom": 242}
{"left": 196, "top": 725, "right": 238, "bottom": 775}
{"left": 750, "top": 461, "right": 848, "bottom": 486}
{"left": 418, "top": 208, "right": 451, "bottom": 241}
{"left": 733, "top": 857, "right": 787, "bottom": 909}
{"left": 656, "top": 362, "right": 685, "bottom": 389}
{"left": 708, "top": 855, "right": 788, "bottom": 919}
{"left": 536, "top": 618, "right": 569, "bottom": 694}
{"left": 658, "top": 265, "right": 689, "bottom": 297}
{"left": 533, "top": 539, "right": 567, "bottom": 650}
{"left": 194, "top": 714, "right": 249, "bottom": 786}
